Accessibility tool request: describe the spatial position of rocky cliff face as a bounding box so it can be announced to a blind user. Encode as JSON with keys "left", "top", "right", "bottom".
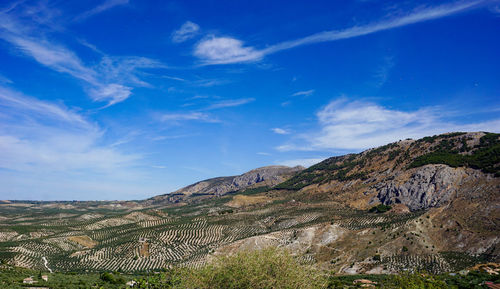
{"left": 149, "top": 165, "right": 304, "bottom": 204}
{"left": 375, "top": 164, "right": 467, "bottom": 210}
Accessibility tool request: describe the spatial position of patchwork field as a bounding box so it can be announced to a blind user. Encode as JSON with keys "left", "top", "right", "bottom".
{"left": 0, "top": 194, "right": 482, "bottom": 275}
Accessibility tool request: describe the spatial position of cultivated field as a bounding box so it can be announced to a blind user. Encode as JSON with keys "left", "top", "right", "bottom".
{"left": 1, "top": 193, "right": 473, "bottom": 275}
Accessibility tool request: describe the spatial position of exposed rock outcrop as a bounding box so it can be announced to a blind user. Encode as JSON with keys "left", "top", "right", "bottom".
{"left": 375, "top": 165, "right": 465, "bottom": 210}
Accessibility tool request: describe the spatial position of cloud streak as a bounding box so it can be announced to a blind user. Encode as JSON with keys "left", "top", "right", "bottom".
{"left": 194, "top": 36, "right": 264, "bottom": 64}
{"left": 2, "top": 34, "right": 97, "bottom": 83}
{"left": 277, "top": 98, "right": 500, "bottom": 152}
{"left": 204, "top": 98, "right": 255, "bottom": 110}
{"left": 172, "top": 21, "right": 200, "bottom": 43}
{"left": 272, "top": 128, "right": 290, "bottom": 135}
{"left": 373, "top": 56, "right": 395, "bottom": 87}
{"left": 195, "top": 1, "right": 486, "bottom": 64}
{"left": 0, "top": 85, "right": 162, "bottom": 200}
{"left": 75, "top": 0, "right": 129, "bottom": 21}
{"left": 277, "top": 158, "right": 326, "bottom": 168}
{"left": 0, "top": 74, "right": 13, "bottom": 84}
{"left": 292, "top": 89, "right": 315, "bottom": 97}
{"left": 0, "top": 86, "right": 139, "bottom": 172}
{"left": 0, "top": 4, "right": 163, "bottom": 106}
{"left": 159, "top": 112, "right": 219, "bottom": 123}
{"left": 0, "top": 86, "right": 92, "bottom": 129}
{"left": 157, "top": 98, "right": 254, "bottom": 124}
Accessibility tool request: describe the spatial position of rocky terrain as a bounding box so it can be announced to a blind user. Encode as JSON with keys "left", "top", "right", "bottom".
{"left": 146, "top": 165, "right": 304, "bottom": 205}
{"left": 0, "top": 132, "right": 498, "bottom": 275}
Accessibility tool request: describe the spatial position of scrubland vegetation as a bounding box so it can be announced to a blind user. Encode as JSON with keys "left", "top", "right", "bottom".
{"left": 277, "top": 132, "right": 500, "bottom": 192}
{"left": 409, "top": 132, "right": 500, "bottom": 176}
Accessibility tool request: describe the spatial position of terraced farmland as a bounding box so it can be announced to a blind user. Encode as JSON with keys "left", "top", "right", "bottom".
{"left": 0, "top": 197, "right": 478, "bottom": 274}
{"left": 0, "top": 199, "right": 336, "bottom": 272}
{"left": 382, "top": 254, "right": 452, "bottom": 274}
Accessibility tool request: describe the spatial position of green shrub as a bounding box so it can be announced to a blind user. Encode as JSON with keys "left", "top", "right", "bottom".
{"left": 389, "top": 273, "right": 448, "bottom": 288}
{"left": 218, "top": 209, "right": 234, "bottom": 215}
{"left": 239, "top": 186, "right": 271, "bottom": 195}
{"left": 388, "top": 149, "right": 402, "bottom": 161}
{"left": 99, "top": 272, "right": 124, "bottom": 284}
{"left": 156, "top": 247, "right": 327, "bottom": 289}
{"left": 369, "top": 204, "right": 392, "bottom": 213}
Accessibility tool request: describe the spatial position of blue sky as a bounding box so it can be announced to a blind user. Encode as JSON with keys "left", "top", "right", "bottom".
{"left": 0, "top": 0, "right": 499, "bottom": 200}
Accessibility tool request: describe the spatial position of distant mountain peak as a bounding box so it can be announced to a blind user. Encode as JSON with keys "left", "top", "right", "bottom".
{"left": 148, "top": 165, "right": 304, "bottom": 204}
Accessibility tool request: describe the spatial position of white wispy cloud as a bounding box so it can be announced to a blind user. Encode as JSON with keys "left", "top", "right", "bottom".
{"left": 0, "top": 86, "right": 140, "bottom": 173}
{"left": 0, "top": 74, "right": 13, "bottom": 84}
{"left": 193, "top": 79, "right": 229, "bottom": 87}
{"left": 0, "top": 5, "right": 164, "bottom": 106}
{"left": 277, "top": 158, "right": 326, "bottom": 168}
{"left": 195, "top": 1, "right": 486, "bottom": 64}
{"left": 204, "top": 98, "right": 255, "bottom": 110}
{"left": 75, "top": 0, "right": 129, "bottom": 21}
{"left": 0, "top": 85, "right": 171, "bottom": 200}
{"left": 292, "top": 89, "right": 315, "bottom": 97}
{"left": 0, "top": 86, "right": 91, "bottom": 129}
{"left": 96, "top": 56, "right": 167, "bottom": 87}
{"left": 88, "top": 84, "right": 132, "bottom": 107}
{"left": 2, "top": 34, "right": 97, "bottom": 83}
{"left": 88, "top": 56, "right": 165, "bottom": 105}
{"left": 272, "top": 128, "right": 290, "bottom": 135}
{"left": 151, "top": 134, "right": 195, "bottom": 141}
{"left": 277, "top": 98, "right": 500, "bottom": 151}
{"left": 194, "top": 36, "right": 264, "bottom": 64}
{"left": 190, "top": 95, "right": 211, "bottom": 100}
{"left": 257, "top": 152, "right": 271, "bottom": 156}
{"left": 172, "top": 21, "right": 200, "bottom": 43}
{"left": 157, "top": 98, "right": 253, "bottom": 124}
{"left": 161, "top": 75, "right": 187, "bottom": 82}
{"left": 490, "top": 5, "right": 500, "bottom": 14}
{"left": 373, "top": 56, "right": 395, "bottom": 87}
{"left": 159, "top": 112, "right": 219, "bottom": 123}
{"left": 151, "top": 165, "right": 167, "bottom": 169}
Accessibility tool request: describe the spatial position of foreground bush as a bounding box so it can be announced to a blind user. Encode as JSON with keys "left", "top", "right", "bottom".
{"left": 136, "top": 247, "right": 327, "bottom": 289}
{"left": 389, "top": 273, "right": 449, "bottom": 289}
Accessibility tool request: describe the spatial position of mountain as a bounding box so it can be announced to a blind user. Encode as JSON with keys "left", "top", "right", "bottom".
{"left": 275, "top": 131, "right": 498, "bottom": 209}
{"left": 0, "top": 132, "right": 498, "bottom": 275}
{"left": 217, "top": 131, "right": 499, "bottom": 271}
{"left": 146, "top": 165, "right": 304, "bottom": 205}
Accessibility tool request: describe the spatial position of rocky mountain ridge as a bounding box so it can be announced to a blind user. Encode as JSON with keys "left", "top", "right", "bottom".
{"left": 147, "top": 165, "right": 304, "bottom": 205}
{"left": 278, "top": 132, "right": 498, "bottom": 209}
